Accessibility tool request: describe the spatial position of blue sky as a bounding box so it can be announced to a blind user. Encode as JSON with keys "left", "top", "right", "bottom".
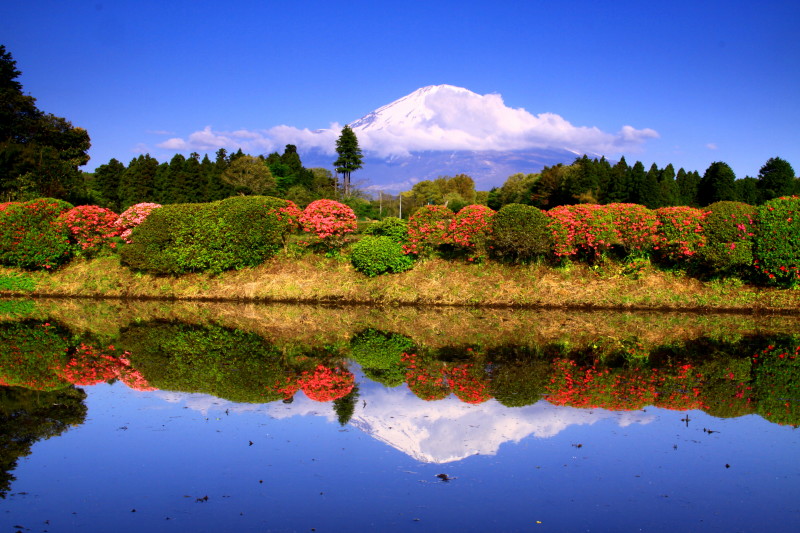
{"left": 3, "top": 0, "right": 798, "bottom": 183}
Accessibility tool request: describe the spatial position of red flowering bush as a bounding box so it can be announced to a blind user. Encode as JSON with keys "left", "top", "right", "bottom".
{"left": 273, "top": 200, "right": 304, "bottom": 233}
{"left": 653, "top": 206, "right": 708, "bottom": 264}
{"left": 0, "top": 198, "right": 74, "bottom": 270}
{"left": 299, "top": 199, "right": 357, "bottom": 247}
{"left": 298, "top": 364, "right": 355, "bottom": 402}
{"left": 115, "top": 202, "right": 162, "bottom": 243}
{"left": 403, "top": 205, "right": 452, "bottom": 256}
{"left": 444, "top": 204, "right": 495, "bottom": 261}
{"left": 697, "top": 202, "right": 756, "bottom": 277}
{"left": 447, "top": 363, "right": 492, "bottom": 404}
{"left": 753, "top": 196, "right": 800, "bottom": 287}
{"left": 546, "top": 204, "right": 617, "bottom": 260}
{"left": 58, "top": 205, "right": 121, "bottom": 254}
{"left": 605, "top": 203, "right": 660, "bottom": 256}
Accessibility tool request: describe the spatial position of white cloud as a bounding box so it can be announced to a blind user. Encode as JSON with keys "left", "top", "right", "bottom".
{"left": 706, "top": 142, "right": 718, "bottom": 150}
{"left": 156, "top": 85, "right": 659, "bottom": 158}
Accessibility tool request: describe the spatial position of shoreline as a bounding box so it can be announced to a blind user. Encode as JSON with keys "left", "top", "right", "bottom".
{"left": 2, "top": 254, "right": 799, "bottom": 315}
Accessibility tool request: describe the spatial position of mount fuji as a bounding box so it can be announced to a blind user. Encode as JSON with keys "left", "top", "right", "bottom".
{"left": 161, "top": 84, "right": 659, "bottom": 192}
{"left": 298, "top": 84, "right": 657, "bottom": 192}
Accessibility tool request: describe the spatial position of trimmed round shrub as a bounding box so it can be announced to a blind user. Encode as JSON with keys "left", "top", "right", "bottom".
{"left": 698, "top": 201, "right": 756, "bottom": 276}
{"left": 0, "top": 198, "right": 74, "bottom": 270}
{"left": 120, "top": 196, "right": 293, "bottom": 274}
{"left": 653, "top": 206, "right": 708, "bottom": 265}
{"left": 350, "top": 329, "right": 412, "bottom": 388}
{"left": 546, "top": 204, "right": 616, "bottom": 260}
{"left": 489, "top": 203, "right": 551, "bottom": 261}
{"left": 350, "top": 235, "right": 414, "bottom": 277}
{"left": 445, "top": 204, "right": 495, "bottom": 260}
{"left": 299, "top": 199, "right": 357, "bottom": 247}
{"left": 363, "top": 217, "right": 408, "bottom": 243}
{"left": 115, "top": 202, "right": 162, "bottom": 243}
{"left": 753, "top": 196, "right": 800, "bottom": 287}
{"left": 605, "top": 203, "right": 660, "bottom": 257}
{"left": 403, "top": 205, "right": 452, "bottom": 256}
{"left": 58, "top": 205, "right": 121, "bottom": 255}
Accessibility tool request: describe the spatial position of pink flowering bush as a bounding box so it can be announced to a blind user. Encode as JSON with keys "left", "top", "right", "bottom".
{"left": 115, "top": 202, "right": 162, "bottom": 243}
{"left": 58, "top": 205, "right": 121, "bottom": 255}
{"left": 605, "top": 203, "right": 660, "bottom": 256}
{"left": 654, "top": 206, "right": 708, "bottom": 264}
{"left": 403, "top": 205, "right": 452, "bottom": 256}
{"left": 299, "top": 199, "right": 357, "bottom": 248}
{"left": 273, "top": 200, "right": 304, "bottom": 233}
{"left": 546, "top": 204, "right": 617, "bottom": 260}
{"left": 444, "top": 204, "right": 495, "bottom": 261}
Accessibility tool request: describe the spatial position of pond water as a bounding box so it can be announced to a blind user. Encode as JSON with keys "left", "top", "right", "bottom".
{"left": 1, "top": 300, "right": 799, "bottom": 532}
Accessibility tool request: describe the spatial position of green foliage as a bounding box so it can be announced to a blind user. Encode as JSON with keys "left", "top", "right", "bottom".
{"left": 698, "top": 161, "right": 737, "bottom": 206}
{"left": 350, "top": 235, "right": 414, "bottom": 277}
{"left": 489, "top": 349, "right": 551, "bottom": 407}
{"left": 0, "top": 198, "right": 74, "bottom": 270}
{"left": 120, "top": 196, "right": 291, "bottom": 274}
{"left": 350, "top": 329, "right": 413, "bottom": 388}
{"left": 753, "top": 196, "right": 800, "bottom": 287}
{"left": 119, "top": 322, "right": 287, "bottom": 403}
{"left": 333, "top": 125, "right": 363, "bottom": 195}
{"left": 0, "top": 320, "right": 71, "bottom": 390}
{"left": 489, "top": 203, "right": 552, "bottom": 261}
{"left": 698, "top": 201, "right": 756, "bottom": 276}
{"left": 757, "top": 157, "right": 796, "bottom": 203}
{"left": 362, "top": 217, "right": 408, "bottom": 242}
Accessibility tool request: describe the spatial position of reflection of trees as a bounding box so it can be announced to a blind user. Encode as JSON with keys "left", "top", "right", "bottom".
{"left": 0, "top": 386, "right": 87, "bottom": 498}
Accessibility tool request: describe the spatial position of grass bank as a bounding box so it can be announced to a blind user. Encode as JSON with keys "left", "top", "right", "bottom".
{"left": 1, "top": 254, "right": 799, "bottom": 313}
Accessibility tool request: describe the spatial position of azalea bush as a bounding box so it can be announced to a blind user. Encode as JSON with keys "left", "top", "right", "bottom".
{"left": 489, "top": 203, "right": 551, "bottom": 262}
{"left": 299, "top": 199, "right": 357, "bottom": 248}
{"left": 753, "top": 196, "right": 800, "bottom": 287}
{"left": 403, "top": 205, "right": 452, "bottom": 257}
{"left": 350, "top": 235, "right": 414, "bottom": 277}
{"left": 605, "top": 203, "right": 660, "bottom": 257}
{"left": 58, "top": 205, "right": 121, "bottom": 255}
{"left": 445, "top": 204, "right": 495, "bottom": 261}
{"left": 115, "top": 202, "right": 162, "bottom": 243}
{"left": 698, "top": 201, "right": 756, "bottom": 277}
{"left": 653, "top": 206, "right": 708, "bottom": 265}
{"left": 753, "top": 341, "right": 800, "bottom": 425}
{"left": 546, "top": 204, "right": 617, "bottom": 261}
{"left": 0, "top": 198, "right": 74, "bottom": 270}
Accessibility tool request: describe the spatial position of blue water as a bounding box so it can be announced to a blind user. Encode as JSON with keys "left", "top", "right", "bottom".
{"left": 2, "top": 376, "right": 799, "bottom": 533}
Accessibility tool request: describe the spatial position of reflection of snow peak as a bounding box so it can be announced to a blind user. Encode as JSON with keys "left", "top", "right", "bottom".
{"left": 155, "top": 383, "right": 655, "bottom": 464}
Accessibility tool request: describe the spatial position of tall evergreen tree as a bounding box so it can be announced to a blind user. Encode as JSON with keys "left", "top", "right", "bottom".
{"left": 756, "top": 156, "right": 796, "bottom": 203}
{"left": 334, "top": 125, "right": 363, "bottom": 195}
{"left": 118, "top": 154, "right": 158, "bottom": 208}
{"left": 627, "top": 161, "right": 647, "bottom": 205}
{"left": 93, "top": 158, "right": 125, "bottom": 211}
{"left": 698, "top": 161, "right": 736, "bottom": 206}
{"left": 657, "top": 163, "right": 679, "bottom": 207}
{"left": 603, "top": 156, "right": 630, "bottom": 203}
{"left": 640, "top": 163, "right": 662, "bottom": 208}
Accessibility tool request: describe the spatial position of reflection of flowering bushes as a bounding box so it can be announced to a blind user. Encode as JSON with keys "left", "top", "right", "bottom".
{"left": 447, "top": 363, "right": 492, "bottom": 404}
{"left": 298, "top": 364, "right": 355, "bottom": 402}
{"left": 56, "top": 344, "right": 157, "bottom": 391}
{"left": 546, "top": 359, "right": 705, "bottom": 411}
{"left": 753, "top": 342, "right": 800, "bottom": 425}
{"left": 401, "top": 352, "right": 450, "bottom": 401}
{"left": 0, "top": 321, "right": 71, "bottom": 390}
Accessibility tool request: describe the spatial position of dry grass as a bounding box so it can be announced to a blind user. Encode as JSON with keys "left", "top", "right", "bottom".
{"left": 2, "top": 253, "right": 800, "bottom": 313}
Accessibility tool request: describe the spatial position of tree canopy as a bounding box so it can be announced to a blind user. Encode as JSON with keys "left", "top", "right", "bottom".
{"left": 333, "top": 125, "right": 363, "bottom": 196}
{"left": 0, "top": 45, "right": 91, "bottom": 203}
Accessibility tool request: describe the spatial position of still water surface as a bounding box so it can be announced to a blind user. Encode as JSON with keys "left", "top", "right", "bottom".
{"left": 1, "top": 301, "right": 799, "bottom": 532}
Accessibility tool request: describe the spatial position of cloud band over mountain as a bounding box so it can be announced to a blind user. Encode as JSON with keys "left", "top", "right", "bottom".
{"left": 157, "top": 85, "right": 658, "bottom": 158}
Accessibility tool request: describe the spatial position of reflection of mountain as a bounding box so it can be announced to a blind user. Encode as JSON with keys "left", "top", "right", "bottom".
{"left": 161, "top": 380, "right": 655, "bottom": 464}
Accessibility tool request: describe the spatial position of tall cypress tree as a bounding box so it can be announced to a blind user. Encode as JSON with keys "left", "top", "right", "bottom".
{"left": 698, "top": 161, "right": 736, "bottom": 206}
{"left": 334, "top": 125, "right": 363, "bottom": 195}
{"left": 93, "top": 158, "right": 125, "bottom": 211}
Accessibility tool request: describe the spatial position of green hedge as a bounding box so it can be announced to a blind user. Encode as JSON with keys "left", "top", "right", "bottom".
{"left": 0, "top": 198, "right": 74, "bottom": 270}
{"left": 350, "top": 235, "right": 414, "bottom": 277}
{"left": 698, "top": 201, "right": 756, "bottom": 277}
{"left": 753, "top": 196, "right": 800, "bottom": 287}
{"left": 489, "top": 203, "right": 551, "bottom": 261}
{"left": 362, "top": 217, "right": 408, "bottom": 243}
{"left": 120, "top": 196, "right": 292, "bottom": 274}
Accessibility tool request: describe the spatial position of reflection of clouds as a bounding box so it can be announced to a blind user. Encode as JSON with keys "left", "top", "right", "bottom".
{"left": 155, "top": 383, "right": 655, "bottom": 464}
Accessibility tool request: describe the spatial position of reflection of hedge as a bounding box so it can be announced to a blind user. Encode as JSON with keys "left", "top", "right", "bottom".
{"left": 0, "top": 386, "right": 87, "bottom": 498}
{"left": 0, "top": 321, "right": 71, "bottom": 390}
{"left": 754, "top": 341, "right": 800, "bottom": 425}
{"left": 120, "top": 196, "right": 292, "bottom": 274}
{"left": 350, "top": 329, "right": 412, "bottom": 387}
{"left": 119, "top": 322, "right": 288, "bottom": 403}
{"left": 489, "top": 347, "right": 551, "bottom": 407}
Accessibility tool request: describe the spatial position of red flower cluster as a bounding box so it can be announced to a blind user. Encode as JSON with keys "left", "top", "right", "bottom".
{"left": 403, "top": 205, "right": 452, "bottom": 256}
{"left": 299, "top": 200, "right": 357, "bottom": 243}
{"left": 444, "top": 205, "right": 495, "bottom": 261}
{"left": 58, "top": 205, "right": 121, "bottom": 251}
{"left": 297, "top": 364, "right": 355, "bottom": 402}
{"left": 653, "top": 206, "right": 708, "bottom": 261}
